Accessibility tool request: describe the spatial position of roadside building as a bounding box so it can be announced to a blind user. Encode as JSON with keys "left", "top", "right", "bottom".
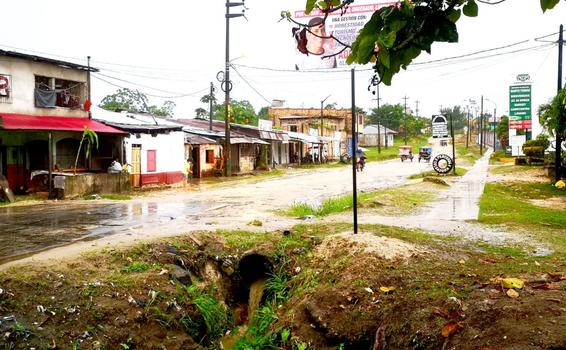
{"left": 231, "top": 122, "right": 291, "bottom": 168}
{"left": 359, "top": 124, "right": 397, "bottom": 147}
{"left": 184, "top": 131, "right": 222, "bottom": 178}
{"left": 0, "top": 50, "right": 126, "bottom": 194}
{"left": 93, "top": 107, "right": 185, "bottom": 188}
{"left": 268, "top": 107, "right": 365, "bottom": 160}
{"left": 175, "top": 118, "right": 269, "bottom": 175}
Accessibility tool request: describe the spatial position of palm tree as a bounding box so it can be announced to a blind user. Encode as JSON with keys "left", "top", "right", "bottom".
{"left": 73, "top": 126, "right": 99, "bottom": 174}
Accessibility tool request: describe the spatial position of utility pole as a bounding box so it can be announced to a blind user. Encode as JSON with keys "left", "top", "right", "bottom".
{"left": 87, "top": 56, "right": 92, "bottom": 119}
{"left": 466, "top": 106, "right": 470, "bottom": 149}
{"left": 555, "top": 24, "right": 564, "bottom": 182}
{"left": 493, "top": 107, "right": 497, "bottom": 150}
{"left": 373, "top": 84, "right": 382, "bottom": 154}
{"left": 480, "top": 95, "right": 484, "bottom": 156}
{"left": 403, "top": 95, "right": 409, "bottom": 145}
{"left": 223, "top": 0, "right": 245, "bottom": 177}
{"left": 209, "top": 82, "right": 214, "bottom": 131}
{"left": 415, "top": 100, "right": 420, "bottom": 118}
{"left": 320, "top": 94, "right": 331, "bottom": 137}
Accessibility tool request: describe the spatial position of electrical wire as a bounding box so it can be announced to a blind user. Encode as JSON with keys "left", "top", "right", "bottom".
{"left": 94, "top": 72, "right": 202, "bottom": 96}
{"left": 230, "top": 66, "right": 272, "bottom": 104}
{"left": 91, "top": 74, "right": 208, "bottom": 99}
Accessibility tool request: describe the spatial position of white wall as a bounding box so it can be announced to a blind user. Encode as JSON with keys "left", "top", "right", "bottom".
{"left": 0, "top": 56, "right": 88, "bottom": 117}
{"left": 124, "top": 131, "right": 185, "bottom": 174}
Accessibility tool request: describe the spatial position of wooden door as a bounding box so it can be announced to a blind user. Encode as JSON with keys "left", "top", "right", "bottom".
{"left": 131, "top": 145, "right": 141, "bottom": 188}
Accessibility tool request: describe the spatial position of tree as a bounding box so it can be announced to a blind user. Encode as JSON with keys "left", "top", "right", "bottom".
{"left": 296, "top": 0, "right": 562, "bottom": 85}
{"left": 74, "top": 127, "right": 98, "bottom": 174}
{"left": 368, "top": 103, "right": 404, "bottom": 131}
{"left": 440, "top": 106, "right": 467, "bottom": 133}
{"left": 195, "top": 107, "right": 207, "bottom": 119}
{"left": 99, "top": 88, "right": 176, "bottom": 117}
{"left": 258, "top": 106, "right": 270, "bottom": 120}
{"left": 539, "top": 88, "right": 566, "bottom": 139}
{"left": 496, "top": 116, "right": 509, "bottom": 147}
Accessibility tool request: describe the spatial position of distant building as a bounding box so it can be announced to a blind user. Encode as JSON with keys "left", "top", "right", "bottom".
{"left": 268, "top": 107, "right": 364, "bottom": 159}
{"left": 359, "top": 125, "right": 397, "bottom": 147}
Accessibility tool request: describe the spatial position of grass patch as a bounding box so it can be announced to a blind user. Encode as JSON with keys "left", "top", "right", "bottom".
{"left": 293, "top": 161, "right": 346, "bottom": 170}
{"left": 489, "top": 165, "right": 543, "bottom": 175}
{"left": 121, "top": 261, "right": 152, "bottom": 273}
{"left": 365, "top": 135, "right": 431, "bottom": 162}
{"left": 408, "top": 167, "right": 468, "bottom": 179}
{"left": 186, "top": 285, "right": 230, "bottom": 339}
{"left": 455, "top": 142, "right": 482, "bottom": 165}
{"left": 279, "top": 184, "right": 440, "bottom": 218}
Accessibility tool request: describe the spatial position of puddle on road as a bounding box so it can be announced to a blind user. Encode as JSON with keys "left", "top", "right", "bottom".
{"left": 0, "top": 201, "right": 209, "bottom": 264}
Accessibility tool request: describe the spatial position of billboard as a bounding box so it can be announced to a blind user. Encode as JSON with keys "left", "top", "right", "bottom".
{"left": 292, "top": 2, "right": 396, "bottom": 70}
{"left": 509, "top": 74, "right": 532, "bottom": 130}
{"left": 431, "top": 115, "right": 448, "bottom": 138}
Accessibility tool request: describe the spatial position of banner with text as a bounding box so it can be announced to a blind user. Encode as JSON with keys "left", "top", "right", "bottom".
{"left": 292, "top": 2, "right": 396, "bottom": 70}
{"left": 509, "top": 84, "right": 532, "bottom": 130}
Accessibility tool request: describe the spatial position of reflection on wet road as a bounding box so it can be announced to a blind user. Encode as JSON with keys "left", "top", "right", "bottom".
{"left": 0, "top": 201, "right": 208, "bottom": 263}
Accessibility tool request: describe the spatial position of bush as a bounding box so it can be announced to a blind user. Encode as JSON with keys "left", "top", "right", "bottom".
{"left": 523, "top": 139, "right": 549, "bottom": 150}
{"left": 523, "top": 146, "right": 544, "bottom": 157}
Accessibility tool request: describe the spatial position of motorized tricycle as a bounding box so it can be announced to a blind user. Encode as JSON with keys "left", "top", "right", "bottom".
{"left": 399, "top": 145, "right": 414, "bottom": 162}
{"left": 418, "top": 146, "right": 433, "bottom": 163}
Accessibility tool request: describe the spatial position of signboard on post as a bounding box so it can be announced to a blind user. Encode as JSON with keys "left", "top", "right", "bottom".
{"left": 258, "top": 119, "right": 273, "bottom": 131}
{"left": 509, "top": 82, "right": 532, "bottom": 130}
{"left": 431, "top": 115, "right": 448, "bottom": 138}
{"left": 292, "top": 2, "right": 396, "bottom": 70}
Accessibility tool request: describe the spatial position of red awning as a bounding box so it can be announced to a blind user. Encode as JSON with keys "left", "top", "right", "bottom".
{"left": 0, "top": 113, "right": 127, "bottom": 134}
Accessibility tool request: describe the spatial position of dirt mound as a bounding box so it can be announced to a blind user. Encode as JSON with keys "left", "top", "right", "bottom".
{"left": 316, "top": 231, "right": 426, "bottom": 260}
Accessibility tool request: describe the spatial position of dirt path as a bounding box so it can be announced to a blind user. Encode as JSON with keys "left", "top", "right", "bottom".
{"left": 328, "top": 149, "right": 545, "bottom": 248}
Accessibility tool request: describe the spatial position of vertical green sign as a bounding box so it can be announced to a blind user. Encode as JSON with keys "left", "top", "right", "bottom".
{"left": 509, "top": 85, "right": 531, "bottom": 129}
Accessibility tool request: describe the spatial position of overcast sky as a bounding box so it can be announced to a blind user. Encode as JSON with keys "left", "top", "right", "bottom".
{"left": 2, "top": 0, "right": 565, "bottom": 127}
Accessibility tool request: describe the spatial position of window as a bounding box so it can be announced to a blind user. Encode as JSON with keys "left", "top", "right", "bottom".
{"left": 35, "top": 75, "right": 85, "bottom": 109}
{"left": 147, "top": 150, "right": 156, "bottom": 172}
{"left": 289, "top": 125, "right": 298, "bottom": 132}
{"left": 0, "top": 74, "right": 12, "bottom": 104}
{"left": 205, "top": 150, "right": 215, "bottom": 164}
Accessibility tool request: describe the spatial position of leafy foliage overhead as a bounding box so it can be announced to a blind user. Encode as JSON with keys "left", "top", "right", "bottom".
{"left": 99, "top": 88, "right": 176, "bottom": 117}
{"left": 299, "top": 0, "right": 562, "bottom": 85}
{"left": 539, "top": 88, "right": 566, "bottom": 138}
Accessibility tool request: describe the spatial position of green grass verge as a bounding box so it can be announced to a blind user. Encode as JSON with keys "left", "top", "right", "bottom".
{"left": 489, "top": 165, "right": 543, "bottom": 175}
{"left": 479, "top": 181, "right": 566, "bottom": 252}
{"left": 279, "top": 184, "right": 439, "bottom": 218}
{"left": 455, "top": 142, "right": 482, "bottom": 165}
{"left": 408, "top": 167, "right": 468, "bottom": 179}
{"left": 365, "top": 134, "right": 431, "bottom": 162}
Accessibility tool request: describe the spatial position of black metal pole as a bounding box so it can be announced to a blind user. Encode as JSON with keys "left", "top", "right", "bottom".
{"left": 555, "top": 24, "right": 563, "bottom": 182}
{"left": 351, "top": 68, "right": 358, "bottom": 235}
{"left": 376, "top": 85, "right": 381, "bottom": 154}
{"left": 450, "top": 113, "right": 456, "bottom": 175}
{"left": 87, "top": 56, "right": 91, "bottom": 119}
{"left": 48, "top": 132, "right": 53, "bottom": 197}
{"left": 224, "top": 0, "right": 232, "bottom": 177}
{"left": 209, "top": 82, "right": 214, "bottom": 131}
{"left": 480, "top": 95, "right": 484, "bottom": 155}
{"left": 493, "top": 107, "right": 497, "bottom": 150}
{"left": 466, "top": 106, "right": 470, "bottom": 149}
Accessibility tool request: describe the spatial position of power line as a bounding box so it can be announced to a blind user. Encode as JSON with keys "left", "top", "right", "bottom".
{"left": 91, "top": 74, "right": 208, "bottom": 99}
{"left": 230, "top": 65, "right": 272, "bottom": 105}
{"left": 94, "top": 72, "right": 201, "bottom": 96}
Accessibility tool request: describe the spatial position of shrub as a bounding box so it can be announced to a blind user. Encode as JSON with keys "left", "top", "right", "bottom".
{"left": 523, "top": 146, "right": 544, "bottom": 157}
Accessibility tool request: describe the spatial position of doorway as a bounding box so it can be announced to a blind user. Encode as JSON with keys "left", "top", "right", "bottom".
{"left": 131, "top": 145, "right": 141, "bottom": 188}
{"left": 191, "top": 147, "right": 200, "bottom": 178}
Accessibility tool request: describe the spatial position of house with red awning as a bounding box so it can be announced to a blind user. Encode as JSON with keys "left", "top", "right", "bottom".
{"left": 0, "top": 50, "right": 126, "bottom": 194}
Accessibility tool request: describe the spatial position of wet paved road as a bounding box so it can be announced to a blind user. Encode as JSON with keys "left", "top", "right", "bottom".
{"left": 0, "top": 201, "right": 208, "bottom": 264}
{"left": 0, "top": 154, "right": 434, "bottom": 264}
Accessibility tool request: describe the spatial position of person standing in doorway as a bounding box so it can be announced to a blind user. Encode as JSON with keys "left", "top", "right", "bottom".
{"left": 182, "top": 158, "right": 193, "bottom": 186}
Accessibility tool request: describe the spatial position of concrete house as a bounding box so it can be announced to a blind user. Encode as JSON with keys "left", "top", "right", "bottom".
{"left": 0, "top": 50, "right": 125, "bottom": 194}
{"left": 175, "top": 119, "right": 269, "bottom": 175}
{"left": 268, "top": 107, "right": 364, "bottom": 160}
{"left": 93, "top": 107, "right": 185, "bottom": 188}
{"left": 359, "top": 124, "right": 397, "bottom": 147}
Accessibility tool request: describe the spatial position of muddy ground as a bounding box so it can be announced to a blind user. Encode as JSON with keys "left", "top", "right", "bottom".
{"left": 0, "top": 221, "right": 564, "bottom": 350}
